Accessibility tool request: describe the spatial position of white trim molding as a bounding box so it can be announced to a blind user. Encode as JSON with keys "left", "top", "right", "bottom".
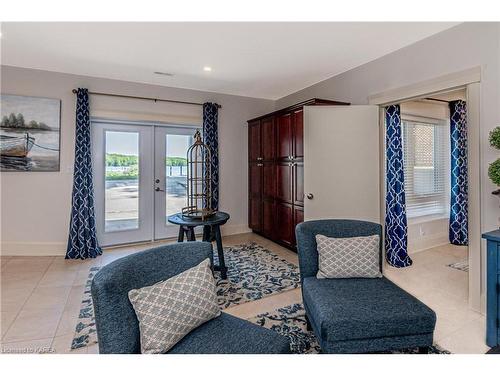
{"left": 1, "top": 241, "right": 67, "bottom": 256}
{"left": 368, "top": 67, "right": 481, "bottom": 105}
{"left": 1, "top": 225, "right": 252, "bottom": 256}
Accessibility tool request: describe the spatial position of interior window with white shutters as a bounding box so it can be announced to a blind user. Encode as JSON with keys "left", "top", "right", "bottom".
{"left": 402, "top": 117, "right": 450, "bottom": 218}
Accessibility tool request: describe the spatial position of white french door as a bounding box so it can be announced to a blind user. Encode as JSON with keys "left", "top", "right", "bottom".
{"left": 92, "top": 120, "right": 198, "bottom": 247}
{"left": 153, "top": 127, "right": 195, "bottom": 240}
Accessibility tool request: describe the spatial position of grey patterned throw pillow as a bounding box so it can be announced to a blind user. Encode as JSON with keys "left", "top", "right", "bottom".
{"left": 128, "top": 258, "right": 221, "bottom": 354}
{"left": 316, "top": 234, "right": 382, "bottom": 279}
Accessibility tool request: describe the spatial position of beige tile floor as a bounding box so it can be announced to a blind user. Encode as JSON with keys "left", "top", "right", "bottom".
{"left": 0, "top": 233, "right": 489, "bottom": 354}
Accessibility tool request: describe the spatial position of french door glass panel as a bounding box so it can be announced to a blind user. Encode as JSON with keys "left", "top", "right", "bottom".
{"left": 92, "top": 122, "right": 153, "bottom": 247}
{"left": 104, "top": 131, "right": 140, "bottom": 232}
{"left": 154, "top": 127, "right": 196, "bottom": 240}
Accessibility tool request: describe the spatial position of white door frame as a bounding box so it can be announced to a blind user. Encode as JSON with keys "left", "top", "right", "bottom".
{"left": 92, "top": 121, "right": 154, "bottom": 247}
{"left": 91, "top": 118, "right": 201, "bottom": 247}
{"left": 369, "top": 67, "right": 483, "bottom": 313}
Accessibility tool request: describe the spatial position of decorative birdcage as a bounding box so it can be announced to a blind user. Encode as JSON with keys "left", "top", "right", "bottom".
{"left": 182, "top": 130, "right": 216, "bottom": 220}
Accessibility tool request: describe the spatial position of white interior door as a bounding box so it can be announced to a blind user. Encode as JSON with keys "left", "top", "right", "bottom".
{"left": 153, "top": 126, "right": 197, "bottom": 240}
{"left": 304, "top": 105, "right": 381, "bottom": 223}
{"left": 92, "top": 121, "right": 154, "bottom": 247}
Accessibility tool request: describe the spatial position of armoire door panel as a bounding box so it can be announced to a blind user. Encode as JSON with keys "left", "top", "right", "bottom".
{"left": 249, "top": 163, "right": 262, "bottom": 197}
{"left": 249, "top": 198, "right": 262, "bottom": 232}
{"left": 277, "top": 113, "right": 292, "bottom": 160}
{"left": 262, "top": 200, "right": 275, "bottom": 239}
{"left": 248, "top": 120, "right": 261, "bottom": 162}
{"left": 261, "top": 116, "right": 276, "bottom": 161}
{"left": 276, "top": 202, "right": 293, "bottom": 246}
{"left": 263, "top": 163, "right": 276, "bottom": 199}
{"left": 293, "top": 162, "right": 304, "bottom": 206}
{"left": 276, "top": 163, "right": 292, "bottom": 203}
{"left": 293, "top": 109, "right": 304, "bottom": 159}
{"left": 293, "top": 206, "right": 304, "bottom": 248}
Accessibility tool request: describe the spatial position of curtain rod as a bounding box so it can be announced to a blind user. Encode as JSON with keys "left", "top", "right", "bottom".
{"left": 424, "top": 97, "right": 450, "bottom": 104}
{"left": 71, "top": 89, "right": 221, "bottom": 109}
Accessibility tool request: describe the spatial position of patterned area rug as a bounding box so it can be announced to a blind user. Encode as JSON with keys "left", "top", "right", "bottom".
{"left": 248, "top": 303, "right": 450, "bottom": 354}
{"left": 71, "top": 242, "right": 300, "bottom": 350}
{"left": 447, "top": 259, "right": 469, "bottom": 272}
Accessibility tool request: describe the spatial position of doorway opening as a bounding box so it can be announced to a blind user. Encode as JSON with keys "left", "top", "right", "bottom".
{"left": 395, "top": 88, "right": 470, "bottom": 302}
{"left": 377, "top": 83, "right": 485, "bottom": 350}
{"left": 91, "top": 119, "right": 200, "bottom": 247}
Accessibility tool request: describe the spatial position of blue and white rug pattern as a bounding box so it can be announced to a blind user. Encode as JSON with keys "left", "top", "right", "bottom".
{"left": 70, "top": 243, "right": 300, "bottom": 350}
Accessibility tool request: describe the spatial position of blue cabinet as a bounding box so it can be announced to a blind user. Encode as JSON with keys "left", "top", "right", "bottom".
{"left": 482, "top": 230, "right": 500, "bottom": 348}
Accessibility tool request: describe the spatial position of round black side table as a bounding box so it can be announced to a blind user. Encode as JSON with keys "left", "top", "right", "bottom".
{"left": 167, "top": 211, "right": 230, "bottom": 279}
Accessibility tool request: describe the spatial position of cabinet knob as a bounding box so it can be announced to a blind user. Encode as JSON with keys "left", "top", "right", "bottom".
{"left": 306, "top": 193, "right": 314, "bottom": 200}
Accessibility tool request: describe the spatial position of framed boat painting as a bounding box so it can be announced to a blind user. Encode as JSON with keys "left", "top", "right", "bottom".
{"left": 0, "top": 94, "right": 61, "bottom": 172}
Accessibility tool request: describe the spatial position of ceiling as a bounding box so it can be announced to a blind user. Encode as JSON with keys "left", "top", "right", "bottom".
{"left": 1, "top": 22, "right": 459, "bottom": 100}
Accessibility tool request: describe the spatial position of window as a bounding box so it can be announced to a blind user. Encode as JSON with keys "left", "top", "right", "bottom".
{"left": 402, "top": 117, "right": 450, "bottom": 218}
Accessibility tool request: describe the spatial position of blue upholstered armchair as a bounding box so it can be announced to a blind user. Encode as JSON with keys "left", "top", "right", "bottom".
{"left": 91, "top": 242, "right": 291, "bottom": 354}
{"left": 295, "top": 219, "right": 436, "bottom": 354}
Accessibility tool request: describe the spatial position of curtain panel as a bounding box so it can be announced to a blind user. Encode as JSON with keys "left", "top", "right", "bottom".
{"left": 449, "top": 100, "right": 468, "bottom": 245}
{"left": 66, "top": 88, "right": 102, "bottom": 259}
{"left": 203, "top": 103, "right": 219, "bottom": 210}
{"left": 385, "top": 104, "right": 412, "bottom": 267}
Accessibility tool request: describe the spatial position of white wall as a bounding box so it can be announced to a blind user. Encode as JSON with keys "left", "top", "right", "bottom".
{"left": 0, "top": 66, "right": 274, "bottom": 255}
{"left": 276, "top": 22, "right": 500, "bottom": 242}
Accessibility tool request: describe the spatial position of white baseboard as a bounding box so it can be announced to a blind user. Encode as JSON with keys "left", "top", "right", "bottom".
{"left": 1, "top": 241, "right": 67, "bottom": 256}
{"left": 220, "top": 224, "right": 252, "bottom": 237}
{"left": 408, "top": 232, "right": 450, "bottom": 254}
{"left": 1, "top": 225, "right": 252, "bottom": 256}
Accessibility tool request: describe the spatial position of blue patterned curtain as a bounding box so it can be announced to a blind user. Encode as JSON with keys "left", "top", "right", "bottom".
{"left": 385, "top": 104, "right": 412, "bottom": 267}
{"left": 449, "top": 100, "right": 468, "bottom": 245}
{"left": 203, "top": 103, "right": 219, "bottom": 210}
{"left": 66, "top": 89, "right": 102, "bottom": 259}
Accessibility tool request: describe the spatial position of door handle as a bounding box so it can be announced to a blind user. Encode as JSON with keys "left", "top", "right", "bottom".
{"left": 306, "top": 193, "right": 314, "bottom": 200}
{"left": 155, "top": 187, "right": 165, "bottom": 192}
{"left": 257, "top": 163, "right": 263, "bottom": 167}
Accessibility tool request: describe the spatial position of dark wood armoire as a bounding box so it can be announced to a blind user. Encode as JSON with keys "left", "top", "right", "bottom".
{"left": 247, "top": 98, "right": 349, "bottom": 250}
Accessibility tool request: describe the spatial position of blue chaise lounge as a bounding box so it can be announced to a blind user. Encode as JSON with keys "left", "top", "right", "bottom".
{"left": 91, "top": 241, "right": 291, "bottom": 354}
{"left": 296, "top": 219, "right": 437, "bottom": 354}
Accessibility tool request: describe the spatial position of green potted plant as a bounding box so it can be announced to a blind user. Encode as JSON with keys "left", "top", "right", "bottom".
{"left": 489, "top": 126, "right": 500, "bottom": 195}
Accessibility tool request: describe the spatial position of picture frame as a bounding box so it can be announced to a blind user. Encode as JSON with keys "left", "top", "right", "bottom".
{"left": 0, "top": 94, "right": 61, "bottom": 172}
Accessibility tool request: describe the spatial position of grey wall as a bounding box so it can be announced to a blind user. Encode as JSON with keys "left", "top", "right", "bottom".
{"left": 0, "top": 66, "right": 274, "bottom": 255}
{"left": 277, "top": 22, "right": 500, "bottom": 236}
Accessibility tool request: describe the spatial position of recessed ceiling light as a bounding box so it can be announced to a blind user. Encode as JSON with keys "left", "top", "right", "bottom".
{"left": 203, "top": 66, "right": 212, "bottom": 72}
{"left": 154, "top": 71, "right": 174, "bottom": 77}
